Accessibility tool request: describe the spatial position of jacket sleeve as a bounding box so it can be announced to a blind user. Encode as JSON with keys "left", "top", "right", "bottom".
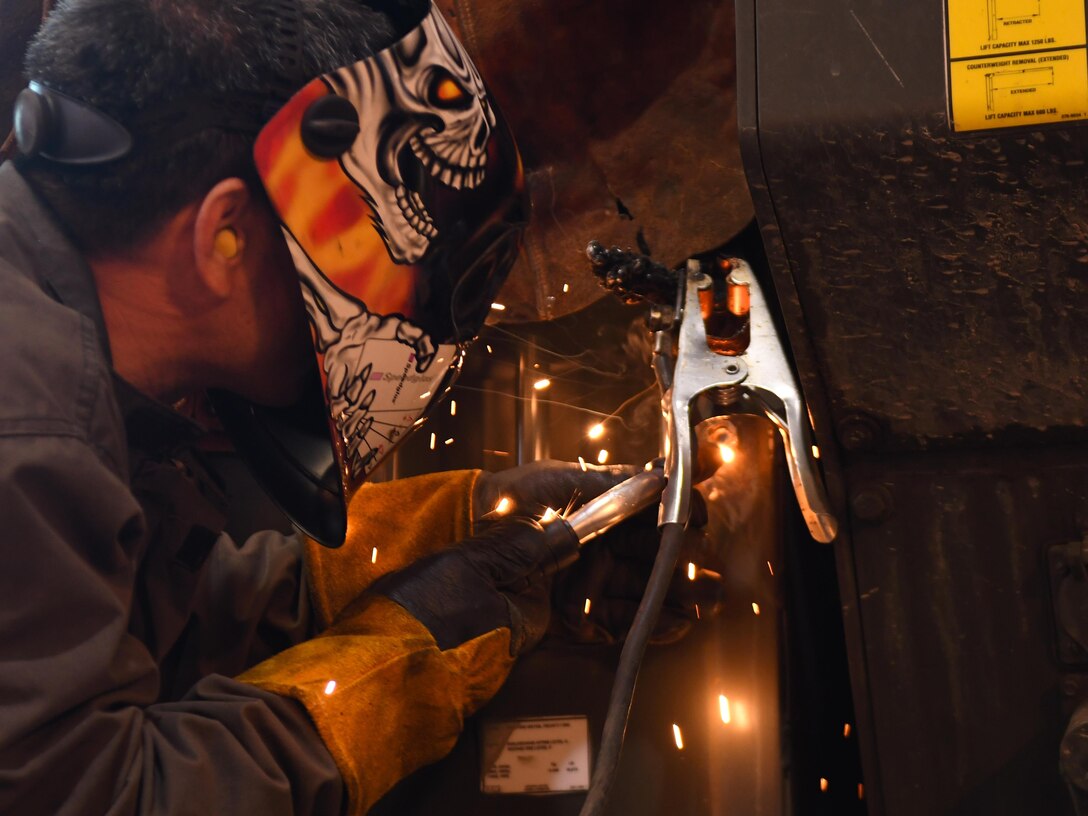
{"left": 0, "top": 433, "right": 344, "bottom": 816}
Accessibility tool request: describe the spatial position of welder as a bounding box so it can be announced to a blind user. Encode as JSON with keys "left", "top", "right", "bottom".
{"left": 0, "top": 0, "right": 728, "bottom": 813}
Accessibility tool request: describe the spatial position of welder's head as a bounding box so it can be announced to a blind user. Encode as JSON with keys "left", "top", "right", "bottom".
{"left": 14, "top": 0, "right": 526, "bottom": 546}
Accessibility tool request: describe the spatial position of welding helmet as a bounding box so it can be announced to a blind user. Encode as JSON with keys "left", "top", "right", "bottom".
{"left": 213, "top": 2, "right": 525, "bottom": 546}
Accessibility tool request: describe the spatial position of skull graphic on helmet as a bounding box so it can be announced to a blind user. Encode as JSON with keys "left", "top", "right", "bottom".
{"left": 328, "top": 8, "right": 496, "bottom": 264}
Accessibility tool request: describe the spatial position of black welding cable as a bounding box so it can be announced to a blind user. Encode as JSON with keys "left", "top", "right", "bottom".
{"left": 578, "top": 520, "right": 687, "bottom": 816}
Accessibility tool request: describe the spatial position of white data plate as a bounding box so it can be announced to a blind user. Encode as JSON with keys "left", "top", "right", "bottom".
{"left": 480, "top": 716, "right": 591, "bottom": 794}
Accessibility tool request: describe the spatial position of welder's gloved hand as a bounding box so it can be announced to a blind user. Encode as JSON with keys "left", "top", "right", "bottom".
{"left": 372, "top": 517, "right": 580, "bottom": 655}
{"left": 473, "top": 459, "right": 636, "bottom": 530}
{"left": 552, "top": 506, "right": 725, "bottom": 645}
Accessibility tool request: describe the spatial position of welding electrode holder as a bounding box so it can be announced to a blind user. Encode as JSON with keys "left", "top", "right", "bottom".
{"left": 659, "top": 258, "right": 838, "bottom": 542}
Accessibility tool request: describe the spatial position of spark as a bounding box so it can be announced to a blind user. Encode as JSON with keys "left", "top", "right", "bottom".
{"left": 420, "top": 390, "right": 432, "bottom": 400}
{"left": 858, "top": 783, "right": 865, "bottom": 800}
{"left": 820, "top": 778, "right": 829, "bottom": 793}
{"left": 429, "top": 433, "right": 436, "bottom": 450}
{"left": 436, "top": 357, "right": 445, "bottom": 364}
{"left": 719, "top": 695, "right": 731, "bottom": 724}
{"left": 584, "top": 598, "right": 592, "bottom": 615}
{"left": 694, "top": 604, "right": 701, "bottom": 619}
{"left": 812, "top": 444, "right": 821, "bottom": 459}
{"left": 541, "top": 507, "right": 559, "bottom": 523}
{"left": 494, "top": 496, "right": 513, "bottom": 515}
{"left": 597, "top": 449, "right": 609, "bottom": 464}
{"left": 718, "top": 443, "right": 736, "bottom": 463}
{"left": 687, "top": 562, "right": 697, "bottom": 581}
{"left": 843, "top": 723, "right": 852, "bottom": 738}
{"left": 533, "top": 378, "right": 551, "bottom": 391}
{"left": 672, "top": 724, "right": 684, "bottom": 750}
{"left": 444, "top": 437, "right": 454, "bottom": 446}
{"left": 371, "top": 547, "right": 378, "bottom": 564}
{"left": 562, "top": 283, "right": 570, "bottom": 293}
{"left": 324, "top": 680, "right": 337, "bottom": 695}
{"left": 491, "top": 302, "right": 506, "bottom": 311}
{"left": 577, "top": 456, "right": 588, "bottom": 472}
{"left": 486, "top": 344, "right": 493, "bottom": 353}
{"left": 485, "top": 449, "right": 510, "bottom": 457}
{"left": 587, "top": 423, "right": 605, "bottom": 440}
{"left": 752, "top": 602, "right": 761, "bottom": 615}
{"left": 450, "top": 400, "right": 457, "bottom": 416}
{"left": 767, "top": 561, "right": 775, "bottom": 576}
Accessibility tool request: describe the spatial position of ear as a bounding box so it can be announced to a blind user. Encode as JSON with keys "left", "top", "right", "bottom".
{"left": 193, "top": 178, "right": 253, "bottom": 299}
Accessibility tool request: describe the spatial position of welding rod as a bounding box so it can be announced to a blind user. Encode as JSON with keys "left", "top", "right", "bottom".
{"left": 533, "top": 468, "right": 668, "bottom": 583}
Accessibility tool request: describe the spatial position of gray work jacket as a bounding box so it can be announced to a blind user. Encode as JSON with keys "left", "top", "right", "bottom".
{"left": 0, "top": 163, "right": 344, "bottom": 814}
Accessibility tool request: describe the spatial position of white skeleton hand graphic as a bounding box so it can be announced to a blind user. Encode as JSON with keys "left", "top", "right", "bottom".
{"left": 285, "top": 232, "right": 437, "bottom": 475}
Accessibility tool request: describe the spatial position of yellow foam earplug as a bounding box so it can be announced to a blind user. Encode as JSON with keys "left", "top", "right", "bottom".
{"left": 214, "top": 228, "right": 239, "bottom": 259}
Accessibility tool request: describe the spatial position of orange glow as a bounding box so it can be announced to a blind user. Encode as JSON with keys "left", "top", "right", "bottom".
{"left": 718, "top": 444, "right": 736, "bottom": 464}
{"left": 435, "top": 77, "right": 465, "bottom": 103}
{"left": 820, "top": 778, "right": 829, "bottom": 793}
{"left": 587, "top": 423, "right": 605, "bottom": 440}
{"left": 719, "top": 695, "right": 731, "bottom": 724}
{"left": 494, "top": 497, "right": 513, "bottom": 515}
{"left": 843, "top": 723, "right": 852, "bottom": 739}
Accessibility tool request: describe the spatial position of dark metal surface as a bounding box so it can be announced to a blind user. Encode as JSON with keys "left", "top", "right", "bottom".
{"left": 736, "top": 1, "right": 1088, "bottom": 814}
{"left": 738, "top": 0, "right": 1088, "bottom": 448}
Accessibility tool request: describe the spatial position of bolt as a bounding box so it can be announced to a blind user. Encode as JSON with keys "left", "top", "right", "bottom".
{"left": 838, "top": 413, "right": 883, "bottom": 452}
{"left": 851, "top": 486, "right": 894, "bottom": 523}
{"left": 647, "top": 306, "right": 674, "bottom": 331}
{"left": 725, "top": 362, "right": 740, "bottom": 374}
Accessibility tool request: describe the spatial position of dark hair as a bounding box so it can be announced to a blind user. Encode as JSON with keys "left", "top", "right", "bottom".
{"left": 16, "top": 0, "right": 414, "bottom": 253}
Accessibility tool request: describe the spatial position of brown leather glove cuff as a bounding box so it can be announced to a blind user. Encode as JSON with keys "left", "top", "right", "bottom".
{"left": 240, "top": 595, "right": 513, "bottom": 816}
{"left": 306, "top": 469, "right": 481, "bottom": 628}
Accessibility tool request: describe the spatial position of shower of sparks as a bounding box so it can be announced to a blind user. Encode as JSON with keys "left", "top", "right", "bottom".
{"left": 752, "top": 602, "right": 761, "bottom": 616}
{"left": 324, "top": 680, "right": 337, "bottom": 696}
{"left": 491, "top": 302, "right": 506, "bottom": 311}
{"left": 541, "top": 507, "right": 559, "bottom": 523}
{"left": 371, "top": 547, "right": 378, "bottom": 564}
{"left": 450, "top": 400, "right": 457, "bottom": 416}
{"left": 584, "top": 598, "right": 592, "bottom": 615}
{"left": 820, "top": 778, "right": 829, "bottom": 793}
{"left": 718, "top": 443, "right": 736, "bottom": 463}
{"left": 444, "top": 437, "right": 454, "bottom": 446}
{"left": 767, "top": 561, "right": 775, "bottom": 576}
{"left": 672, "top": 724, "right": 684, "bottom": 750}
{"left": 719, "top": 695, "right": 731, "bottom": 724}
{"left": 812, "top": 444, "right": 821, "bottom": 459}
{"left": 577, "top": 456, "right": 588, "bottom": 472}
{"left": 562, "top": 283, "right": 570, "bottom": 293}
{"left": 533, "top": 378, "right": 551, "bottom": 391}
{"left": 587, "top": 423, "right": 605, "bottom": 440}
{"left": 843, "top": 723, "right": 852, "bottom": 739}
{"left": 420, "top": 390, "right": 432, "bottom": 400}
{"left": 597, "top": 449, "right": 609, "bottom": 464}
{"left": 429, "top": 433, "right": 436, "bottom": 450}
{"left": 687, "top": 562, "right": 697, "bottom": 581}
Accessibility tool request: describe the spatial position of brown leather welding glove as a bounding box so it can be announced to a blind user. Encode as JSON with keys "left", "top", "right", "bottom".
{"left": 372, "top": 517, "right": 580, "bottom": 656}
{"left": 552, "top": 505, "right": 725, "bottom": 645}
{"left": 241, "top": 516, "right": 579, "bottom": 814}
{"left": 239, "top": 594, "right": 513, "bottom": 816}
{"left": 306, "top": 469, "right": 479, "bottom": 628}
{"left": 473, "top": 459, "right": 637, "bottom": 530}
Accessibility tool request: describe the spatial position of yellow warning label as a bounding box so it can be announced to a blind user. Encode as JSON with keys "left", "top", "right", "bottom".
{"left": 950, "top": 48, "right": 1088, "bottom": 130}
{"left": 947, "top": 0, "right": 1086, "bottom": 59}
